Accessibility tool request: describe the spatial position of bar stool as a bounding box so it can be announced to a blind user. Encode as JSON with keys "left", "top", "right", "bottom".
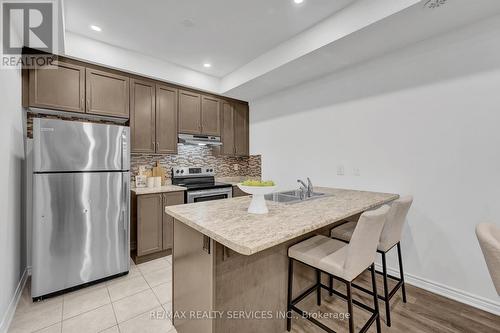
{"left": 330, "top": 196, "right": 413, "bottom": 327}
{"left": 476, "top": 223, "right": 500, "bottom": 295}
{"left": 287, "top": 205, "right": 390, "bottom": 333}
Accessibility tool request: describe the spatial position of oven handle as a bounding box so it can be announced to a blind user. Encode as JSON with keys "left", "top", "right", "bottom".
{"left": 187, "top": 187, "right": 233, "bottom": 203}
{"left": 188, "top": 188, "right": 233, "bottom": 197}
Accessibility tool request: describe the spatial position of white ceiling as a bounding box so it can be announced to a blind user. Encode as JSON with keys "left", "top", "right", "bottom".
{"left": 63, "top": 0, "right": 356, "bottom": 77}
{"left": 224, "top": 0, "right": 500, "bottom": 100}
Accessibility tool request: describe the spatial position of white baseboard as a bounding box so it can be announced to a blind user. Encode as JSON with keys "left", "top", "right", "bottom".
{"left": 375, "top": 263, "right": 500, "bottom": 316}
{"left": 0, "top": 268, "right": 29, "bottom": 333}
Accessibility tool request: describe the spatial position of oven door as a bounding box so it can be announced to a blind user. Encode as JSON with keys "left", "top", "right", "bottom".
{"left": 186, "top": 188, "right": 233, "bottom": 203}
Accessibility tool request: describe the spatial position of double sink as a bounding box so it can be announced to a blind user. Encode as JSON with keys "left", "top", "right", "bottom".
{"left": 264, "top": 189, "right": 329, "bottom": 204}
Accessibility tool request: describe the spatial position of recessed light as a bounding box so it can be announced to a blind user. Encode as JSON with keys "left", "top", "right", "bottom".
{"left": 203, "top": 63, "right": 212, "bottom": 68}
{"left": 90, "top": 25, "right": 102, "bottom": 32}
{"left": 294, "top": 0, "right": 304, "bottom": 4}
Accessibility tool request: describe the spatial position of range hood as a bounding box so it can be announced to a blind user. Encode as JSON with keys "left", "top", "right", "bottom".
{"left": 178, "top": 133, "right": 222, "bottom": 146}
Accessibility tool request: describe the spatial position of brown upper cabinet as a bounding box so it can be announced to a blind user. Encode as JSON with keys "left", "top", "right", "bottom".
{"left": 178, "top": 90, "right": 201, "bottom": 134}
{"left": 130, "top": 79, "right": 156, "bottom": 153}
{"left": 23, "top": 54, "right": 248, "bottom": 154}
{"left": 86, "top": 68, "right": 130, "bottom": 118}
{"left": 27, "top": 61, "right": 129, "bottom": 118}
{"left": 220, "top": 100, "right": 249, "bottom": 156}
{"left": 201, "top": 95, "right": 221, "bottom": 136}
{"left": 28, "top": 61, "right": 85, "bottom": 113}
{"left": 130, "top": 79, "right": 178, "bottom": 154}
{"left": 220, "top": 101, "right": 235, "bottom": 155}
{"left": 234, "top": 102, "right": 249, "bottom": 156}
{"left": 179, "top": 90, "right": 221, "bottom": 136}
{"left": 156, "top": 84, "right": 179, "bottom": 154}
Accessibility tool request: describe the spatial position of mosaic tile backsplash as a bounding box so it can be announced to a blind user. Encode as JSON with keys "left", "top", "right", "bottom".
{"left": 131, "top": 145, "right": 261, "bottom": 181}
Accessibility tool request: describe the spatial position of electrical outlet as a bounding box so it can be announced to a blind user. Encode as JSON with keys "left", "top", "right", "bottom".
{"left": 353, "top": 168, "right": 360, "bottom": 176}
{"left": 337, "top": 165, "right": 344, "bottom": 176}
{"left": 233, "top": 164, "right": 239, "bottom": 171}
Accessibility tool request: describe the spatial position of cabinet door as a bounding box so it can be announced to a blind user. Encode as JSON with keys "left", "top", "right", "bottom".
{"left": 29, "top": 61, "right": 85, "bottom": 113}
{"left": 137, "top": 194, "right": 163, "bottom": 256}
{"left": 162, "top": 192, "right": 184, "bottom": 250}
{"left": 130, "top": 79, "right": 156, "bottom": 153}
{"left": 220, "top": 101, "right": 235, "bottom": 155}
{"left": 156, "top": 84, "right": 178, "bottom": 154}
{"left": 86, "top": 68, "right": 130, "bottom": 118}
{"left": 178, "top": 90, "right": 201, "bottom": 134}
{"left": 234, "top": 102, "right": 249, "bottom": 156}
{"left": 201, "top": 95, "right": 220, "bottom": 136}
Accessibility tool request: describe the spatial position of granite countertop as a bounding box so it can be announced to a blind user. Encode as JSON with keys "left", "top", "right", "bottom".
{"left": 131, "top": 185, "right": 187, "bottom": 195}
{"left": 165, "top": 187, "right": 398, "bottom": 256}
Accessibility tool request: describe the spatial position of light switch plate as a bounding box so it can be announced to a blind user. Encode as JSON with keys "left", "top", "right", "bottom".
{"left": 337, "top": 165, "right": 344, "bottom": 176}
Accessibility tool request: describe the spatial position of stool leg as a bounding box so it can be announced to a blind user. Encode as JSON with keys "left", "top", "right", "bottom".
{"left": 371, "top": 264, "right": 382, "bottom": 333}
{"left": 397, "top": 242, "right": 407, "bottom": 303}
{"left": 329, "top": 275, "right": 333, "bottom": 297}
{"left": 287, "top": 258, "right": 294, "bottom": 331}
{"left": 381, "top": 252, "right": 391, "bottom": 327}
{"left": 316, "top": 269, "right": 321, "bottom": 306}
{"left": 346, "top": 282, "right": 354, "bottom": 333}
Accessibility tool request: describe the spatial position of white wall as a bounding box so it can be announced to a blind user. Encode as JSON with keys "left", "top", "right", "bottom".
{"left": 64, "top": 32, "right": 221, "bottom": 93}
{"left": 250, "top": 16, "right": 500, "bottom": 313}
{"left": 0, "top": 66, "right": 26, "bottom": 329}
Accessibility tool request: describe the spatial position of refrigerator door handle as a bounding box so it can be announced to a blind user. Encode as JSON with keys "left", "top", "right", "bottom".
{"left": 122, "top": 172, "right": 130, "bottom": 270}
{"left": 121, "top": 129, "right": 130, "bottom": 171}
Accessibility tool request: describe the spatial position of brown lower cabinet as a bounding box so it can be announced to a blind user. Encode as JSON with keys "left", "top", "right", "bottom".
{"left": 131, "top": 191, "right": 184, "bottom": 263}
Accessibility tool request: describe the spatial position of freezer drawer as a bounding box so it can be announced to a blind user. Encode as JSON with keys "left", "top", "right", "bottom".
{"left": 33, "top": 117, "right": 130, "bottom": 172}
{"left": 32, "top": 172, "right": 130, "bottom": 298}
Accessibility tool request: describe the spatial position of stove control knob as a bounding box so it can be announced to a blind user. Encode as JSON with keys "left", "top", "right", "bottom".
{"left": 210, "top": 169, "right": 213, "bottom": 172}
{"left": 176, "top": 170, "right": 180, "bottom": 174}
{"left": 206, "top": 169, "right": 210, "bottom": 172}
{"left": 180, "top": 170, "right": 184, "bottom": 174}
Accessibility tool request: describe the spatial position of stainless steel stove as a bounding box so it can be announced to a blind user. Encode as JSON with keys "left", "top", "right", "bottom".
{"left": 171, "top": 167, "right": 232, "bottom": 203}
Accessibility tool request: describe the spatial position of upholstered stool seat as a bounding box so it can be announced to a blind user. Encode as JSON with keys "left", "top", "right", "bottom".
{"left": 330, "top": 196, "right": 413, "bottom": 327}
{"left": 476, "top": 223, "right": 500, "bottom": 295}
{"left": 289, "top": 235, "right": 349, "bottom": 281}
{"left": 287, "top": 205, "right": 391, "bottom": 333}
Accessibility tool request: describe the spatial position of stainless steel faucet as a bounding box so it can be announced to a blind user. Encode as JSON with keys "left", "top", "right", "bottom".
{"left": 297, "top": 178, "right": 313, "bottom": 198}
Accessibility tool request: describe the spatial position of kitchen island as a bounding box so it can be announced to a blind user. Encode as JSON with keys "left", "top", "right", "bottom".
{"left": 165, "top": 187, "right": 398, "bottom": 333}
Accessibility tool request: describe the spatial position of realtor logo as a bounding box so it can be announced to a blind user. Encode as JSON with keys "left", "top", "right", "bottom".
{"left": 1, "top": 0, "right": 58, "bottom": 68}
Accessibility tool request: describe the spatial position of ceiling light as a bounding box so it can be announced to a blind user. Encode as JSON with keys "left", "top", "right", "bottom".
{"left": 90, "top": 25, "right": 102, "bottom": 32}
{"left": 294, "top": 0, "right": 304, "bottom": 4}
{"left": 203, "top": 63, "right": 212, "bottom": 68}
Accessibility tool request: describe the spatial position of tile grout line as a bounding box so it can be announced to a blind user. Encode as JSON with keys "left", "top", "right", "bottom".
{"left": 25, "top": 258, "right": 170, "bottom": 333}
{"left": 137, "top": 257, "right": 173, "bottom": 325}
{"left": 111, "top": 257, "right": 169, "bottom": 329}
{"left": 105, "top": 285, "right": 121, "bottom": 333}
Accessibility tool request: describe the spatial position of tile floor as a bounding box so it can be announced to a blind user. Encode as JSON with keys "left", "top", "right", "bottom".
{"left": 8, "top": 256, "right": 177, "bottom": 333}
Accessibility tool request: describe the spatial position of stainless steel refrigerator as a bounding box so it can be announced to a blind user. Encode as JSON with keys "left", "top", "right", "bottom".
{"left": 32, "top": 118, "right": 130, "bottom": 299}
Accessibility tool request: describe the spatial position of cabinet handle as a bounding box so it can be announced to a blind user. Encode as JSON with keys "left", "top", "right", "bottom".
{"left": 152, "top": 141, "right": 155, "bottom": 149}
{"left": 86, "top": 99, "right": 90, "bottom": 110}
{"left": 156, "top": 142, "right": 159, "bottom": 151}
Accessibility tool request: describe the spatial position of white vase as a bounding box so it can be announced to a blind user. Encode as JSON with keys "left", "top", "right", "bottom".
{"left": 237, "top": 184, "right": 277, "bottom": 215}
